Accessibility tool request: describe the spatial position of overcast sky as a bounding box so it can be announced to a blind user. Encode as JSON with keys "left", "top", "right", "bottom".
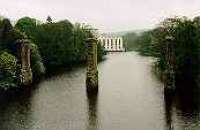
{"left": 1, "top": 0, "right": 200, "bottom": 32}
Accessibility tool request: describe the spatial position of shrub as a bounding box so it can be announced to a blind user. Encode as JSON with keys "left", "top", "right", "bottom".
{"left": 0, "top": 51, "right": 17, "bottom": 89}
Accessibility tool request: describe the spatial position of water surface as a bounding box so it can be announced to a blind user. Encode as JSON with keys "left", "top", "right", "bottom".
{"left": 0, "top": 52, "right": 200, "bottom": 130}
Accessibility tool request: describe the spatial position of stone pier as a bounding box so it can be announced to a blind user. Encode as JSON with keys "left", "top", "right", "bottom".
{"left": 164, "top": 37, "right": 175, "bottom": 90}
{"left": 17, "top": 39, "right": 32, "bottom": 85}
{"left": 86, "top": 38, "right": 98, "bottom": 93}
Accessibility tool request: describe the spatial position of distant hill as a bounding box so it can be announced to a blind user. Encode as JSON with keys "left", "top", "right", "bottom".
{"left": 102, "top": 29, "right": 148, "bottom": 37}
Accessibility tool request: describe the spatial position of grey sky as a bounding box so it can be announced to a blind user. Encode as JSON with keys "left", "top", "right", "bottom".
{"left": 1, "top": 0, "right": 200, "bottom": 32}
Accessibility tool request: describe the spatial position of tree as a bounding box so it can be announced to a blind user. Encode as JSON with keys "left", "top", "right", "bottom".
{"left": 0, "top": 51, "right": 17, "bottom": 72}
{"left": 123, "top": 32, "right": 138, "bottom": 51}
{"left": 0, "top": 51, "right": 17, "bottom": 88}
{"left": 29, "top": 19, "right": 75, "bottom": 69}
{"left": 15, "top": 17, "right": 39, "bottom": 41}
{"left": 46, "top": 16, "right": 53, "bottom": 23}
{"left": 16, "top": 17, "right": 105, "bottom": 72}
{"left": 151, "top": 17, "right": 200, "bottom": 87}
{"left": 0, "top": 18, "right": 25, "bottom": 55}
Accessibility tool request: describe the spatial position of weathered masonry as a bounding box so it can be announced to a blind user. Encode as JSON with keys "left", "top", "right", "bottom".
{"left": 98, "top": 36, "right": 125, "bottom": 52}
{"left": 86, "top": 38, "right": 98, "bottom": 93}
{"left": 17, "top": 39, "right": 32, "bottom": 85}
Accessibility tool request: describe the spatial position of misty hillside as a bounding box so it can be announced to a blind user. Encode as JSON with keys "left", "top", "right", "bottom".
{"left": 102, "top": 29, "right": 147, "bottom": 37}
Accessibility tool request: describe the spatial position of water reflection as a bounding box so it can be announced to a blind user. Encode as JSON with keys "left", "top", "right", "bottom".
{"left": 2, "top": 52, "right": 200, "bottom": 130}
{"left": 0, "top": 88, "right": 34, "bottom": 130}
{"left": 164, "top": 88, "right": 174, "bottom": 130}
{"left": 86, "top": 92, "right": 99, "bottom": 130}
{"left": 164, "top": 80, "right": 200, "bottom": 130}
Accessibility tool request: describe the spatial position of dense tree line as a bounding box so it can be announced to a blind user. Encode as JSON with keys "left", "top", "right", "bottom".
{"left": 123, "top": 31, "right": 155, "bottom": 56}
{"left": 123, "top": 32, "right": 138, "bottom": 51}
{"left": 0, "top": 16, "right": 105, "bottom": 90}
{"left": 124, "top": 16, "right": 200, "bottom": 89}
{"left": 153, "top": 17, "right": 200, "bottom": 88}
{"left": 15, "top": 17, "right": 105, "bottom": 71}
{"left": 121, "top": 26, "right": 156, "bottom": 54}
{"left": 0, "top": 18, "right": 45, "bottom": 90}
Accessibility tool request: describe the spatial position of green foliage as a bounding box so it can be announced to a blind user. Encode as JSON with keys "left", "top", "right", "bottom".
{"left": 73, "top": 23, "right": 87, "bottom": 62}
{"left": 0, "top": 51, "right": 17, "bottom": 89}
{"left": 0, "top": 18, "right": 26, "bottom": 55}
{"left": 97, "top": 41, "right": 106, "bottom": 61}
{"left": 0, "top": 17, "right": 45, "bottom": 89}
{"left": 16, "top": 17, "right": 105, "bottom": 72}
{"left": 0, "top": 16, "right": 105, "bottom": 90}
{"left": 123, "top": 32, "right": 138, "bottom": 51}
{"left": 131, "top": 16, "right": 200, "bottom": 85}
{"left": 123, "top": 31, "right": 155, "bottom": 56}
{"left": 151, "top": 18, "right": 200, "bottom": 79}
{"left": 135, "top": 31, "right": 154, "bottom": 56}
{"left": 0, "top": 51, "right": 17, "bottom": 72}
{"left": 0, "top": 18, "right": 22, "bottom": 89}
{"left": 15, "top": 17, "right": 37, "bottom": 32}
{"left": 32, "top": 20, "right": 75, "bottom": 69}
{"left": 14, "top": 17, "right": 46, "bottom": 78}
{"left": 30, "top": 43, "right": 45, "bottom": 79}
{"left": 15, "top": 17, "right": 39, "bottom": 41}
{"left": 46, "top": 16, "right": 53, "bottom": 23}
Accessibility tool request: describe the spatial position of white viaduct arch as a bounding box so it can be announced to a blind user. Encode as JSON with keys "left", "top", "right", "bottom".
{"left": 98, "top": 36, "right": 125, "bottom": 52}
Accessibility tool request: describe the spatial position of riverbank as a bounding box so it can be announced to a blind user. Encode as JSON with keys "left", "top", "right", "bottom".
{"left": 0, "top": 16, "right": 106, "bottom": 91}
{"left": 0, "top": 55, "right": 107, "bottom": 94}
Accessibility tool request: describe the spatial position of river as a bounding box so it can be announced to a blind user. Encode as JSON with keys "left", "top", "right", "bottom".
{"left": 0, "top": 52, "right": 200, "bottom": 130}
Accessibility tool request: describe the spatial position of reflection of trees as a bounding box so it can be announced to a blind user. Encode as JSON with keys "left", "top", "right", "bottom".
{"left": 0, "top": 88, "right": 33, "bottom": 130}
{"left": 164, "top": 80, "right": 200, "bottom": 130}
{"left": 164, "top": 88, "right": 174, "bottom": 130}
{"left": 175, "top": 81, "right": 200, "bottom": 122}
{"left": 86, "top": 92, "right": 98, "bottom": 130}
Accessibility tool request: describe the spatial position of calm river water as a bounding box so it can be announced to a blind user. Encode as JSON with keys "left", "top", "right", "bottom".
{"left": 0, "top": 52, "right": 200, "bottom": 130}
